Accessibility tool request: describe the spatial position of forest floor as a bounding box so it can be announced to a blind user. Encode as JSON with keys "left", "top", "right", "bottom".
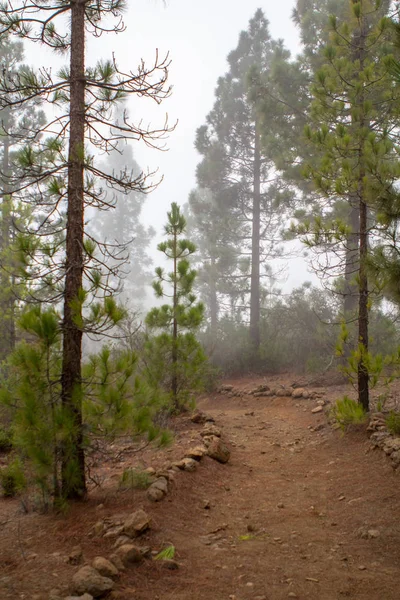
{"left": 1, "top": 374, "right": 400, "bottom": 600}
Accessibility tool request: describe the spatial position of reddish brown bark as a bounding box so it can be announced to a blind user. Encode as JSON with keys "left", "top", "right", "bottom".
{"left": 61, "top": 0, "right": 87, "bottom": 499}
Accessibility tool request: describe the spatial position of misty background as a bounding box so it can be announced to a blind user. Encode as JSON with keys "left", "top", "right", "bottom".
{"left": 25, "top": 0, "right": 310, "bottom": 305}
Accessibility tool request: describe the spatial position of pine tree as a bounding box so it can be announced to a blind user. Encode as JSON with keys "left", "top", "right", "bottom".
{"left": 0, "top": 34, "right": 46, "bottom": 360}
{"left": 297, "top": 0, "right": 400, "bottom": 410}
{"left": 195, "top": 9, "right": 293, "bottom": 355}
{"left": 145, "top": 203, "right": 206, "bottom": 410}
{"left": 0, "top": 1, "right": 171, "bottom": 498}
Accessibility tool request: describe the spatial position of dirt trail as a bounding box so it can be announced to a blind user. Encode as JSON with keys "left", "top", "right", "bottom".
{"left": 134, "top": 380, "right": 400, "bottom": 600}
{"left": 1, "top": 377, "right": 400, "bottom": 600}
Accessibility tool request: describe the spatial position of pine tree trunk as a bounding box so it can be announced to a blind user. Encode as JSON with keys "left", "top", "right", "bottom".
{"left": 61, "top": 0, "right": 86, "bottom": 499}
{"left": 356, "top": 0, "right": 369, "bottom": 411}
{"left": 250, "top": 122, "right": 261, "bottom": 353}
{"left": 358, "top": 193, "right": 369, "bottom": 411}
{"left": 209, "top": 256, "right": 218, "bottom": 338}
{"left": 0, "top": 113, "right": 15, "bottom": 359}
{"left": 172, "top": 229, "right": 178, "bottom": 408}
{"left": 343, "top": 201, "right": 359, "bottom": 318}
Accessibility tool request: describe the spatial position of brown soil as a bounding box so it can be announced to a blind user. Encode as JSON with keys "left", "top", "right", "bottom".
{"left": 1, "top": 375, "right": 400, "bottom": 600}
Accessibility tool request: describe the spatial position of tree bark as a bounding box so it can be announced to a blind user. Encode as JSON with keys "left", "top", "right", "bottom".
{"left": 0, "top": 111, "right": 15, "bottom": 359}
{"left": 209, "top": 255, "right": 218, "bottom": 338}
{"left": 249, "top": 121, "right": 261, "bottom": 353}
{"left": 343, "top": 201, "right": 359, "bottom": 318}
{"left": 356, "top": 0, "right": 369, "bottom": 411}
{"left": 171, "top": 228, "right": 178, "bottom": 408}
{"left": 61, "top": 0, "right": 86, "bottom": 499}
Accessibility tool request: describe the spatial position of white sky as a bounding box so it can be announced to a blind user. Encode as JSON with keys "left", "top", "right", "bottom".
{"left": 26, "top": 0, "right": 316, "bottom": 290}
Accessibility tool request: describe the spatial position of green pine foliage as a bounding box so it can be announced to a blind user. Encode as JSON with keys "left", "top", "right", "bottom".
{"left": 145, "top": 203, "right": 207, "bottom": 410}
{"left": 332, "top": 395, "right": 368, "bottom": 430}
{"left": 0, "top": 306, "right": 173, "bottom": 505}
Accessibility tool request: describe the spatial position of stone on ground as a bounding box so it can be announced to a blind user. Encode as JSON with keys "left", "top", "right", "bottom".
{"left": 71, "top": 566, "right": 114, "bottom": 598}
{"left": 207, "top": 438, "right": 230, "bottom": 463}
{"left": 92, "top": 557, "right": 119, "bottom": 579}
{"left": 115, "top": 544, "right": 144, "bottom": 566}
{"left": 123, "top": 509, "right": 151, "bottom": 537}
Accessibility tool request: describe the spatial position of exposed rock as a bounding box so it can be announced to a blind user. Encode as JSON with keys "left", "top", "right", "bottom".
{"left": 200, "top": 424, "right": 222, "bottom": 438}
{"left": 108, "top": 554, "right": 125, "bottom": 572}
{"left": 186, "top": 446, "right": 207, "bottom": 461}
{"left": 383, "top": 438, "right": 400, "bottom": 455}
{"left": 115, "top": 544, "right": 144, "bottom": 566}
{"left": 254, "top": 391, "right": 271, "bottom": 398}
{"left": 276, "top": 388, "right": 289, "bottom": 397}
{"left": 153, "top": 476, "right": 168, "bottom": 491}
{"left": 311, "top": 406, "right": 323, "bottom": 414}
{"left": 71, "top": 566, "right": 114, "bottom": 598}
{"left": 292, "top": 388, "right": 306, "bottom": 399}
{"left": 144, "top": 467, "right": 156, "bottom": 476}
{"left": 147, "top": 477, "right": 168, "bottom": 501}
{"left": 390, "top": 450, "right": 400, "bottom": 468}
{"left": 218, "top": 384, "right": 234, "bottom": 393}
{"left": 207, "top": 438, "right": 230, "bottom": 464}
{"left": 103, "top": 525, "right": 124, "bottom": 539}
{"left": 92, "top": 557, "right": 119, "bottom": 579}
{"left": 177, "top": 457, "right": 197, "bottom": 472}
{"left": 191, "top": 411, "right": 207, "bottom": 424}
{"left": 302, "top": 391, "right": 310, "bottom": 399}
{"left": 123, "top": 509, "right": 151, "bottom": 538}
{"left": 147, "top": 486, "right": 164, "bottom": 502}
{"left": 357, "top": 527, "right": 380, "bottom": 539}
{"left": 252, "top": 384, "right": 270, "bottom": 394}
{"left": 68, "top": 546, "right": 83, "bottom": 566}
{"left": 113, "top": 536, "right": 131, "bottom": 549}
{"left": 92, "top": 521, "right": 105, "bottom": 537}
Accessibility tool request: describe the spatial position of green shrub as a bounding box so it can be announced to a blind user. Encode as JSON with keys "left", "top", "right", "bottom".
{"left": 386, "top": 412, "right": 400, "bottom": 436}
{"left": 119, "top": 468, "right": 153, "bottom": 490}
{"left": 332, "top": 396, "right": 368, "bottom": 430}
{"left": 0, "top": 428, "right": 12, "bottom": 453}
{"left": 0, "top": 459, "right": 26, "bottom": 497}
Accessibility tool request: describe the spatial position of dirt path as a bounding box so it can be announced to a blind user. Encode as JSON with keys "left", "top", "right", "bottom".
{"left": 1, "top": 377, "right": 400, "bottom": 600}
{"left": 132, "top": 381, "right": 400, "bottom": 600}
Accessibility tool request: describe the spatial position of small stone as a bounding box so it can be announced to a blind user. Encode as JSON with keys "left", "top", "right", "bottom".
{"left": 108, "top": 554, "right": 125, "bottom": 572}
{"left": 152, "top": 477, "right": 168, "bottom": 492}
{"left": 64, "top": 595, "right": 93, "bottom": 600}
{"left": 103, "top": 525, "right": 125, "bottom": 539}
{"left": 292, "top": 388, "right": 306, "bottom": 398}
{"left": 277, "top": 502, "right": 285, "bottom": 509}
{"left": 68, "top": 546, "right": 83, "bottom": 566}
{"left": 191, "top": 411, "right": 207, "bottom": 424}
{"left": 288, "top": 594, "right": 298, "bottom": 598}
{"left": 115, "top": 544, "right": 144, "bottom": 566}
{"left": 367, "top": 529, "right": 380, "bottom": 539}
{"left": 186, "top": 446, "right": 207, "bottom": 461}
{"left": 358, "top": 565, "right": 367, "bottom": 570}
{"left": 200, "top": 424, "right": 222, "bottom": 438}
{"left": 92, "top": 521, "right": 104, "bottom": 537}
{"left": 123, "top": 509, "right": 151, "bottom": 538}
{"left": 144, "top": 467, "right": 156, "bottom": 476}
{"left": 207, "top": 438, "right": 230, "bottom": 464}
{"left": 92, "top": 556, "right": 119, "bottom": 579}
{"left": 311, "top": 406, "right": 323, "bottom": 414}
{"left": 147, "top": 477, "right": 168, "bottom": 501}
{"left": 72, "top": 566, "right": 114, "bottom": 598}
{"left": 177, "top": 457, "right": 197, "bottom": 472}
{"left": 113, "top": 536, "right": 131, "bottom": 549}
